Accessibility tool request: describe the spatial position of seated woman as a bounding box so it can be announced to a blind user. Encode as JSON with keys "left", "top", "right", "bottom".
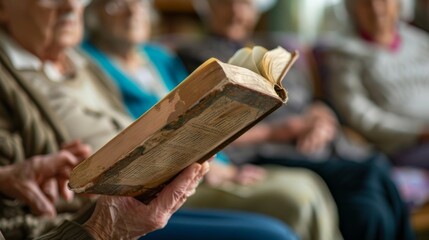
{"left": 81, "top": 0, "right": 342, "bottom": 239}
{"left": 323, "top": 0, "right": 429, "bottom": 172}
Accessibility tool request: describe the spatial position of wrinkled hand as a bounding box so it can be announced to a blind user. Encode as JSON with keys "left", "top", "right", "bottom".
{"left": 0, "top": 150, "right": 81, "bottom": 217}
{"left": 297, "top": 103, "right": 338, "bottom": 154}
{"left": 38, "top": 141, "right": 92, "bottom": 206}
{"left": 297, "top": 118, "right": 337, "bottom": 154}
{"left": 84, "top": 162, "right": 210, "bottom": 240}
{"left": 233, "top": 164, "right": 266, "bottom": 185}
{"left": 205, "top": 162, "right": 265, "bottom": 187}
{"left": 269, "top": 116, "right": 308, "bottom": 142}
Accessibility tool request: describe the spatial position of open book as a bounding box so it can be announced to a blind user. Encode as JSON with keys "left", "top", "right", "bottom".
{"left": 69, "top": 46, "right": 299, "bottom": 203}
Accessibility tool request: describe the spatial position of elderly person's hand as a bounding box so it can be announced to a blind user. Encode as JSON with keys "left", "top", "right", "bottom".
{"left": 0, "top": 150, "right": 83, "bottom": 217}
{"left": 39, "top": 140, "right": 92, "bottom": 204}
{"left": 83, "top": 162, "right": 210, "bottom": 239}
{"left": 61, "top": 140, "right": 92, "bottom": 161}
{"left": 296, "top": 103, "right": 338, "bottom": 154}
{"left": 205, "top": 162, "right": 266, "bottom": 187}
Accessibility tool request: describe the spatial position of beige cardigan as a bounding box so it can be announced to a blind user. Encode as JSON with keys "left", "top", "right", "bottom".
{"left": 0, "top": 47, "right": 126, "bottom": 239}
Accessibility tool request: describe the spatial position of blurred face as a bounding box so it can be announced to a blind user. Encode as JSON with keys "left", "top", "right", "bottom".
{"left": 352, "top": 0, "right": 399, "bottom": 36}
{"left": 95, "top": 0, "right": 151, "bottom": 45}
{"left": 0, "top": 0, "right": 87, "bottom": 57}
{"left": 208, "top": 0, "right": 259, "bottom": 42}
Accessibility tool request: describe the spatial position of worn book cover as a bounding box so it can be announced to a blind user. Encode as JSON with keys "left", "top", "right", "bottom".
{"left": 69, "top": 46, "right": 299, "bottom": 203}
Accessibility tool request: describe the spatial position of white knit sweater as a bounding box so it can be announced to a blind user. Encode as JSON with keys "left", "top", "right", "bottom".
{"left": 324, "top": 23, "right": 429, "bottom": 153}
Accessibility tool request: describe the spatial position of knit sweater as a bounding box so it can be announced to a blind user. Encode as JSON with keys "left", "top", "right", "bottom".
{"left": 324, "top": 23, "right": 429, "bottom": 153}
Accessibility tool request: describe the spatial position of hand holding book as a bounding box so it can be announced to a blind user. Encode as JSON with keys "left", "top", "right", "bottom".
{"left": 69, "top": 46, "right": 298, "bottom": 203}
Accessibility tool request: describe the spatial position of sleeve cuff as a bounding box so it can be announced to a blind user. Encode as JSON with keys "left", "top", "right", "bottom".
{"left": 36, "top": 220, "right": 95, "bottom": 240}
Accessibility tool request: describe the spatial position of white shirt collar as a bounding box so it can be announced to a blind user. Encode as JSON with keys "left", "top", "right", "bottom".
{"left": 0, "top": 30, "right": 87, "bottom": 82}
{"left": 0, "top": 30, "right": 43, "bottom": 70}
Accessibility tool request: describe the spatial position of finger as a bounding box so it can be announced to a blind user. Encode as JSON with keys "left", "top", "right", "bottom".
{"left": 298, "top": 135, "right": 317, "bottom": 153}
{"left": 34, "top": 151, "right": 79, "bottom": 183}
{"left": 170, "top": 166, "right": 206, "bottom": 212}
{"left": 200, "top": 161, "right": 210, "bottom": 175}
{"left": 154, "top": 164, "right": 201, "bottom": 212}
{"left": 53, "top": 151, "right": 80, "bottom": 169}
{"left": 236, "top": 170, "right": 264, "bottom": 185}
{"left": 185, "top": 166, "right": 207, "bottom": 196}
{"left": 297, "top": 136, "right": 310, "bottom": 152}
{"left": 306, "top": 136, "right": 322, "bottom": 153}
{"left": 170, "top": 192, "right": 188, "bottom": 214}
{"left": 207, "top": 156, "right": 216, "bottom": 163}
{"left": 59, "top": 178, "right": 74, "bottom": 201}
{"left": 42, "top": 179, "right": 59, "bottom": 204}
{"left": 70, "top": 144, "right": 92, "bottom": 161}
{"left": 18, "top": 182, "right": 56, "bottom": 217}
{"left": 61, "top": 140, "right": 80, "bottom": 151}
{"left": 58, "top": 166, "right": 73, "bottom": 179}
{"left": 62, "top": 141, "right": 92, "bottom": 160}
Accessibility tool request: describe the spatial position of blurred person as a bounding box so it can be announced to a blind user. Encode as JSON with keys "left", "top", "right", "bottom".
{"left": 0, "top": 0, "right": 298, "bottom": 239}
{"left": 322, "top": 0, "right": 429, "bottom": 213}
{"left": 81, "top": 0, "right": 341, "bottom": 239}
{"left": 413, "top": 0, "right": 429, "bottom": 33}
{"left": 176, "top": 0, "right": 415, "bottom": 240}
{"left": 324, "top": 0, "right": 429, "bottom": 172}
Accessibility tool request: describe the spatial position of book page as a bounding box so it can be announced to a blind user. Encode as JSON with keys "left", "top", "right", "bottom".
{"left": 260, "top": 47, "right": 297, "bottom": 85}
{"left": 228, "top": 47, "right": 261, "bottom": 76}
{"left": 228, "top": 46, "right": 298, "bottom": 88}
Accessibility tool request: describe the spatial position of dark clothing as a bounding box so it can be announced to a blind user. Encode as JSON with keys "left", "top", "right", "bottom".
{"left": 253, "top": 155, "right": 414, "bottom": 240}
{"left": 144, "top": 210, "right": 298, "bottom": 240}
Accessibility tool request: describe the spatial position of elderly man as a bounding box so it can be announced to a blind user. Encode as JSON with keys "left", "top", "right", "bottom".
{"left": 176, "top": 0, "right": 415, "bottom": 240}
{"left": 0, "top": 0, "right": 213, "bottom": 239}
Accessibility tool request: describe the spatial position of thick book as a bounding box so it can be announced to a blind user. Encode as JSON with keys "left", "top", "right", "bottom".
{"left": 69, "top": 46, "right": 299, "bottom": 203}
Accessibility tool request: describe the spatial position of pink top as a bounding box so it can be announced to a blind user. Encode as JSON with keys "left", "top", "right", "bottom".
{"left": 358, "top": 30, "right": 402, "bottom": 52}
